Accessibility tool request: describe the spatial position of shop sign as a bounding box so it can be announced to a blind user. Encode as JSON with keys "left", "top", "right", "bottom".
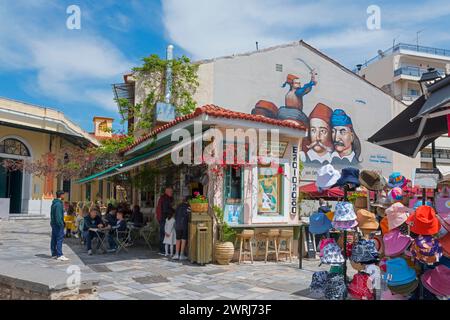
{"left": 291, "top": 145, "right": 299, "bottom": 216}
{"left": 412, "top": 168, "right": 441, "bottom": 189}
{"left": 259, "top": 141, "right": 288, "bottom": 158}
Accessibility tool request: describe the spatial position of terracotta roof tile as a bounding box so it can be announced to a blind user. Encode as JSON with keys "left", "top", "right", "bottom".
{"left": 121, "top": 105, "right": 306, "bottom": 154}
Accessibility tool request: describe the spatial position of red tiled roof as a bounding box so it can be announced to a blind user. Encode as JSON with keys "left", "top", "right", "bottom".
{"left": 121, "top": 104, "right": 306, "bottom": 154}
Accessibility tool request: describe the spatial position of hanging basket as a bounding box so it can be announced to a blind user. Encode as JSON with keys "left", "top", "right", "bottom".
{"left": 190, "top": 202, "right": 208, "bottom": 213}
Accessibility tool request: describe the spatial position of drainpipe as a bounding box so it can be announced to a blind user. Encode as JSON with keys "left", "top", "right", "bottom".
{"left": 165, "top": 44, "right": 174, "bottom": 104}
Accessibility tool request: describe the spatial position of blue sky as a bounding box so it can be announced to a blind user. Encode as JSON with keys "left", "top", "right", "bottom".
{"left": 1, "top": 0, "right": 450, "bottom": 132}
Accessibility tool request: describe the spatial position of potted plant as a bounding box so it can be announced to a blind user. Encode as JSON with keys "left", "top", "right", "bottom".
{"left": 189, "top": 192, "right": 208, "bottom": 213}
{"left": 213, "top": 205, "right": 236, "bottom": 265}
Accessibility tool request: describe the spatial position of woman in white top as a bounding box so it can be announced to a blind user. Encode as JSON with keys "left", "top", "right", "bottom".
{"left": 163, "top": 210, "right": 176, "bottom": 257}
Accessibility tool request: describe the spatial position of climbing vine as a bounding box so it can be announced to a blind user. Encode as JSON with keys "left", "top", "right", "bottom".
{"left": 117, "top": 54, "right": 199, "bottom": 132}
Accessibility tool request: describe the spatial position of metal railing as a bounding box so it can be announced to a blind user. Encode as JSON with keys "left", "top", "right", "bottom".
{"left": 394, "top": 66, "right": 445, "bottom": 78}
{"left": 354, "top": 43, "right": 450, "bottom": 72}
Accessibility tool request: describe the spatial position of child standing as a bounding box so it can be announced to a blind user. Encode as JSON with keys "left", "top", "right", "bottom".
{"left": 163, "top": 209, "right": 176, "bottom": 257}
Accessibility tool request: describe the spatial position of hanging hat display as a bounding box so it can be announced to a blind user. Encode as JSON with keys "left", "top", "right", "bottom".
{"left": 388, "top": 187, "right": 403, "bottom": 202}
{"left": 356, "top": 209, "right": 379, "bottom": 231}
{"left": 410, "top": 235, "right": 443, "bottom": 265}
{"left": 316, "top": 164, "right": 341, "bottom": 191}
{"left": 380, "top": 216, "right": 389, "bottom": 235}
{"left": 350, "top": 239, "right": 379, "bottom": 264}
{"left": 359, "top": 170, "right": 386, "bottom": 191}
{"left": 309, "top": 212, "right": 332, "bottom": 235}
{"left": 320, "top": 242, "right": 345, "bottom": 265}
{"left": 386, "top": 202, "right": 410, "bottom": 230}
{"left": 348, "top": 273, "right": 374, "bottom": 300}
{"left": 309, "top": 271, "right": 329, "bottom": 298}
{"left": 383, "top": 229, "right": 413, "bottom": 257}
{"left": 385, "top": 257, "right": 417, "bottom": 287}
{"left": 388, "top": 279, "right": 419, "bottom": 296}
{"left": 407, "top": 205, "right": 441, "bottom": 236}
{"left": 333, "top": 202, "right": 357, "bottom": 221}
{"left": 319, "top": 238, "right": 336, "bottom": 257}
{"left": 420, "top": 265, "right": 450, "bottom": 298}
{"left": 387, "top": 172, "right": 407, "bottom": 188}
{"left": 324, "top": 273, "right": 347, "bottom": 300}
{"left": 335, "top": 167, "right": 360, "bottom": 188}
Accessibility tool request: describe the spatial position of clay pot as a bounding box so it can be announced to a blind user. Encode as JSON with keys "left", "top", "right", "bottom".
{"left": 215, "top": 242, "right": 235, "bottom": 265}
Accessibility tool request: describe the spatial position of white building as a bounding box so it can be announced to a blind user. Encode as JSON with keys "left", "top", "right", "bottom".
{"left": 124, "top": 40, "right": 419, "bottom": 182}
{"left": 357, "top": 43, "right": 450, "bottom": 175}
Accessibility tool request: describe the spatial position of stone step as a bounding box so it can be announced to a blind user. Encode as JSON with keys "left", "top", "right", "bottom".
{"left": 8, "top": 214, "right": 48, "bottom": 221}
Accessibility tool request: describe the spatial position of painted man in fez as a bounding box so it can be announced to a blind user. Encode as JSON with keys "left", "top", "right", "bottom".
{"left": 283, "top": 72, "right": 316, "bottom": 111}
{"left": 300, "top": 103, "right": 333, "bottom": 165}
{"left": 330, "top": 109, "right": 361, "bottom": 165}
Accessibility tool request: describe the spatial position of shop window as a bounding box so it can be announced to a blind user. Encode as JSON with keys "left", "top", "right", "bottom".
{"left": 224, "top": 166, "right": 243, "bottom": 224}
{"left": 257, "top": 165, "right": 283, "bottom": 216}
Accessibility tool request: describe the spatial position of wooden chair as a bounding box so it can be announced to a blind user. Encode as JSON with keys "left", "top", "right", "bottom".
{"left": 255, "top": 229, "right": 280, "bottom": 263}
{"left": 277, "top": 229, "right": 293, "bottom": 262}
{"left": 237, "top": 230, "right": 254, "bottom": 264}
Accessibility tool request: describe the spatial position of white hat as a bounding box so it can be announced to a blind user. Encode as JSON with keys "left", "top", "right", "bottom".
{"left": 316, "top": 164, "right": 341, "bottom": 191}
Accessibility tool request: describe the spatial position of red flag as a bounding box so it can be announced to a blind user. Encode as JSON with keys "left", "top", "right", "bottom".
{"left": 447, "top": 114, "right": 450, "bottom": 137}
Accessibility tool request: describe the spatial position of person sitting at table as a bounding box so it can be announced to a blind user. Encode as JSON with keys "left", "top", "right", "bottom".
{"left": 105, "top": 206, "right": 117, "bottom": 227}
{"left": 83, "top": 208, "right": 105, "bottom": 255}
{"left": 107, "top": 210, "right": 128, "bottom": 253}
{"left": 131, "top": 205, "right": 144, "bottom": 227}
{"left": 74, "top": 205, "right": 89, "bottom": 240}
{"left": 64, "top": 203, "right": 77, "bottom": 238}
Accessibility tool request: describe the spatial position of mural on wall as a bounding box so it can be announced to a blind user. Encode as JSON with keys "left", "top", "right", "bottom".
{"left": 250, "top": 59, "right": 362, "bottom": 167}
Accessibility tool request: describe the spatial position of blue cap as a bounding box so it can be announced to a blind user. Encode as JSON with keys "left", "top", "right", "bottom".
{"left": 331, "top": 109, "right": 352, "bottom": 127}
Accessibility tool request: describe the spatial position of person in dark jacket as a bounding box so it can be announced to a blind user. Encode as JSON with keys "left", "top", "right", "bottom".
{"left": 156, "top": 187, "right": 174, "bottom": 254}
{"left": 107, "top": 210, "right": 128, "bottom": 253}
{"left": 131, "top": 205, "right": 144, "bottom": 227}
{"left": 173, "top": 197, "right": 191, "bottom": 260}
{"left": 50, "top": 191, "right": 69, "bottom": 261}
{"left": 83, "top": 208, "right": 105, "bottom": 255}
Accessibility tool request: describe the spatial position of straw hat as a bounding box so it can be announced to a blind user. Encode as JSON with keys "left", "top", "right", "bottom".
{"left": 359, "top": 170, "right": 386, "bottom": 191}
{"left": 356, "top": 209, "right": 379, "bottom": 231}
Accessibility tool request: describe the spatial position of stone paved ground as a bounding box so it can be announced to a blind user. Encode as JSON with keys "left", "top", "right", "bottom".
{"left": 0, "top": 219, "right": 353, "bottom": 300}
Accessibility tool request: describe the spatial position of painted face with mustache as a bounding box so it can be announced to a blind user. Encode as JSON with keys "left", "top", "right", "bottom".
{"left": 308, "top": 118, "right": 333, "bottom": 156}
{"left": 332, "top": 126, "right": 354, "bottom": 156}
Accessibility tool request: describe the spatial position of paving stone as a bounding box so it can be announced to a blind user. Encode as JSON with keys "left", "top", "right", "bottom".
{"left": 128, "top": 291, "right": 162, "bottom": 300}
{"left": 98, "top": 291, "right": 129, "bottom": 300}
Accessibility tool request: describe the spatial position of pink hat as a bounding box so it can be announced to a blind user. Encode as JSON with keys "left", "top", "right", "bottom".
{"left": 383, "top": 229, "right": 413, "bottom": 257}
{"left": 319, "top": 238, "right": 336, "bottom": 257}
{"left": 381, "top": 289, "right": 409, "bottom": 300}
{"left": 386, "top": 203, "right": 410, "bottom": 230}
{"left": 388, "top": 187, "right": 403, "bottom": 201}
{"left": 421, "top": 265, "right": 450, "bottom": 297}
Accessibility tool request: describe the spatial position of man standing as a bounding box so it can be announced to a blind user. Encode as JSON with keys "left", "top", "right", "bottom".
{"left": 300, "top": 103, "right": 333, "bottom": 164}
{"left": 156, "top": 187, "right": 174, "bottom": 255}
{"left": 283, "top": 72, "right": 317, "bottom": 111}
{"left": 174, "top": 197, "right": 191, "bottom": 261}
{"left": 330, "top": 109, "right": 361, "bottom": 165}
{"left": 50, "top": 191, "right": 69, "bottom": 261}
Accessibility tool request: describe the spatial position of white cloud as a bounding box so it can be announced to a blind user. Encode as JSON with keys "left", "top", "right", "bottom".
{"left": 0, "top": 2, "right": 133, "bottom": 112}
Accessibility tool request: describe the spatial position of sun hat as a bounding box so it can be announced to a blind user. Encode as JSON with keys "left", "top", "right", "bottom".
{"left": 410, "top": 235, "right": 442, "bottom": 265}
{"left": 319, "top": 238, "right": 336, "bottom": 257}
{"left": 421, "top": 265, "right": 450, "bottom": 297}
{"left": 325, "top": 211, "right": 334, "bottom": 221}
{"left": 359, "top": 170, "right": 386, "bottom": 191}
{"left": 388, "top": 279, "right": 419, "bottom": 296}
{"left": 351, "top": 239, "right": 380, "bottom": 264}
{"left": 316, "top": 164, "right": 341, "bottom": 191}
{"left": 335, "top": 167, "right": 360, "bottom": 188}
{"left": 407, "top": 205, "right": 441, "bottom": 235}
{"left": 356, "top": 209, "right": 379, "bottom": 230}
{"left": 383, "top": 229, "right": 413, "bottom": 257}
{"left": 309, "top": 212, "right": 332, "bottom": 235}
{"left": 332, "top": 219, "right": 358, "bottom": 231}
{"left": 386, "top": 202, "right": 410, "bottom": 230}
{"left": 324, "top": 273, "right": 347, "bottom": 300}
{"left": 381, "top": 289, "right": 409, "bottom": 300}
{"left": 387, "top": 172, "right": 407, "bottom": 188}
{"left": 309, "top": 271, "right": 329, "bottom": 298}
{"left": 385, "top": 257, "right": 417, "bottom": 286}
{"left": 334, "top": 202, "right": 357, "bottom": 222}
{"left": 348, "top": 273, "right": 374, "bottom": 300}
{"left": 388, "top": 187, "right": 403, "bottom": 202}
{"left": 380, "top": 216, "right": 389, "bottom": 234}
{"left": 320, "top": 242, "right": 345, "bottom": 265}
{"left": 371, "top": 196, "right": 392, "bottom": 209}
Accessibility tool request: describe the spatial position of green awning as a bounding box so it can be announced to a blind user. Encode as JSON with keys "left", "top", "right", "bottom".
{"left": 76, "top": 140, "right": 178, "bottom": 184}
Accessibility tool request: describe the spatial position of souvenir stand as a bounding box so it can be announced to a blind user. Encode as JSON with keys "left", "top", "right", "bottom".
{"left": 308, "top": 166, "right": 450, "bottom": 300}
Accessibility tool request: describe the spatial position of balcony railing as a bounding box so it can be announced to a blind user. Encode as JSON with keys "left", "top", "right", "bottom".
{"left": 421, "top": 149, "right": 450, "bottom": 160}
{"left": 394, "top": 66, "right": 445, "bottom": 78}
{"left": 354, "top": 43, "right": 450, "bottom": 72}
